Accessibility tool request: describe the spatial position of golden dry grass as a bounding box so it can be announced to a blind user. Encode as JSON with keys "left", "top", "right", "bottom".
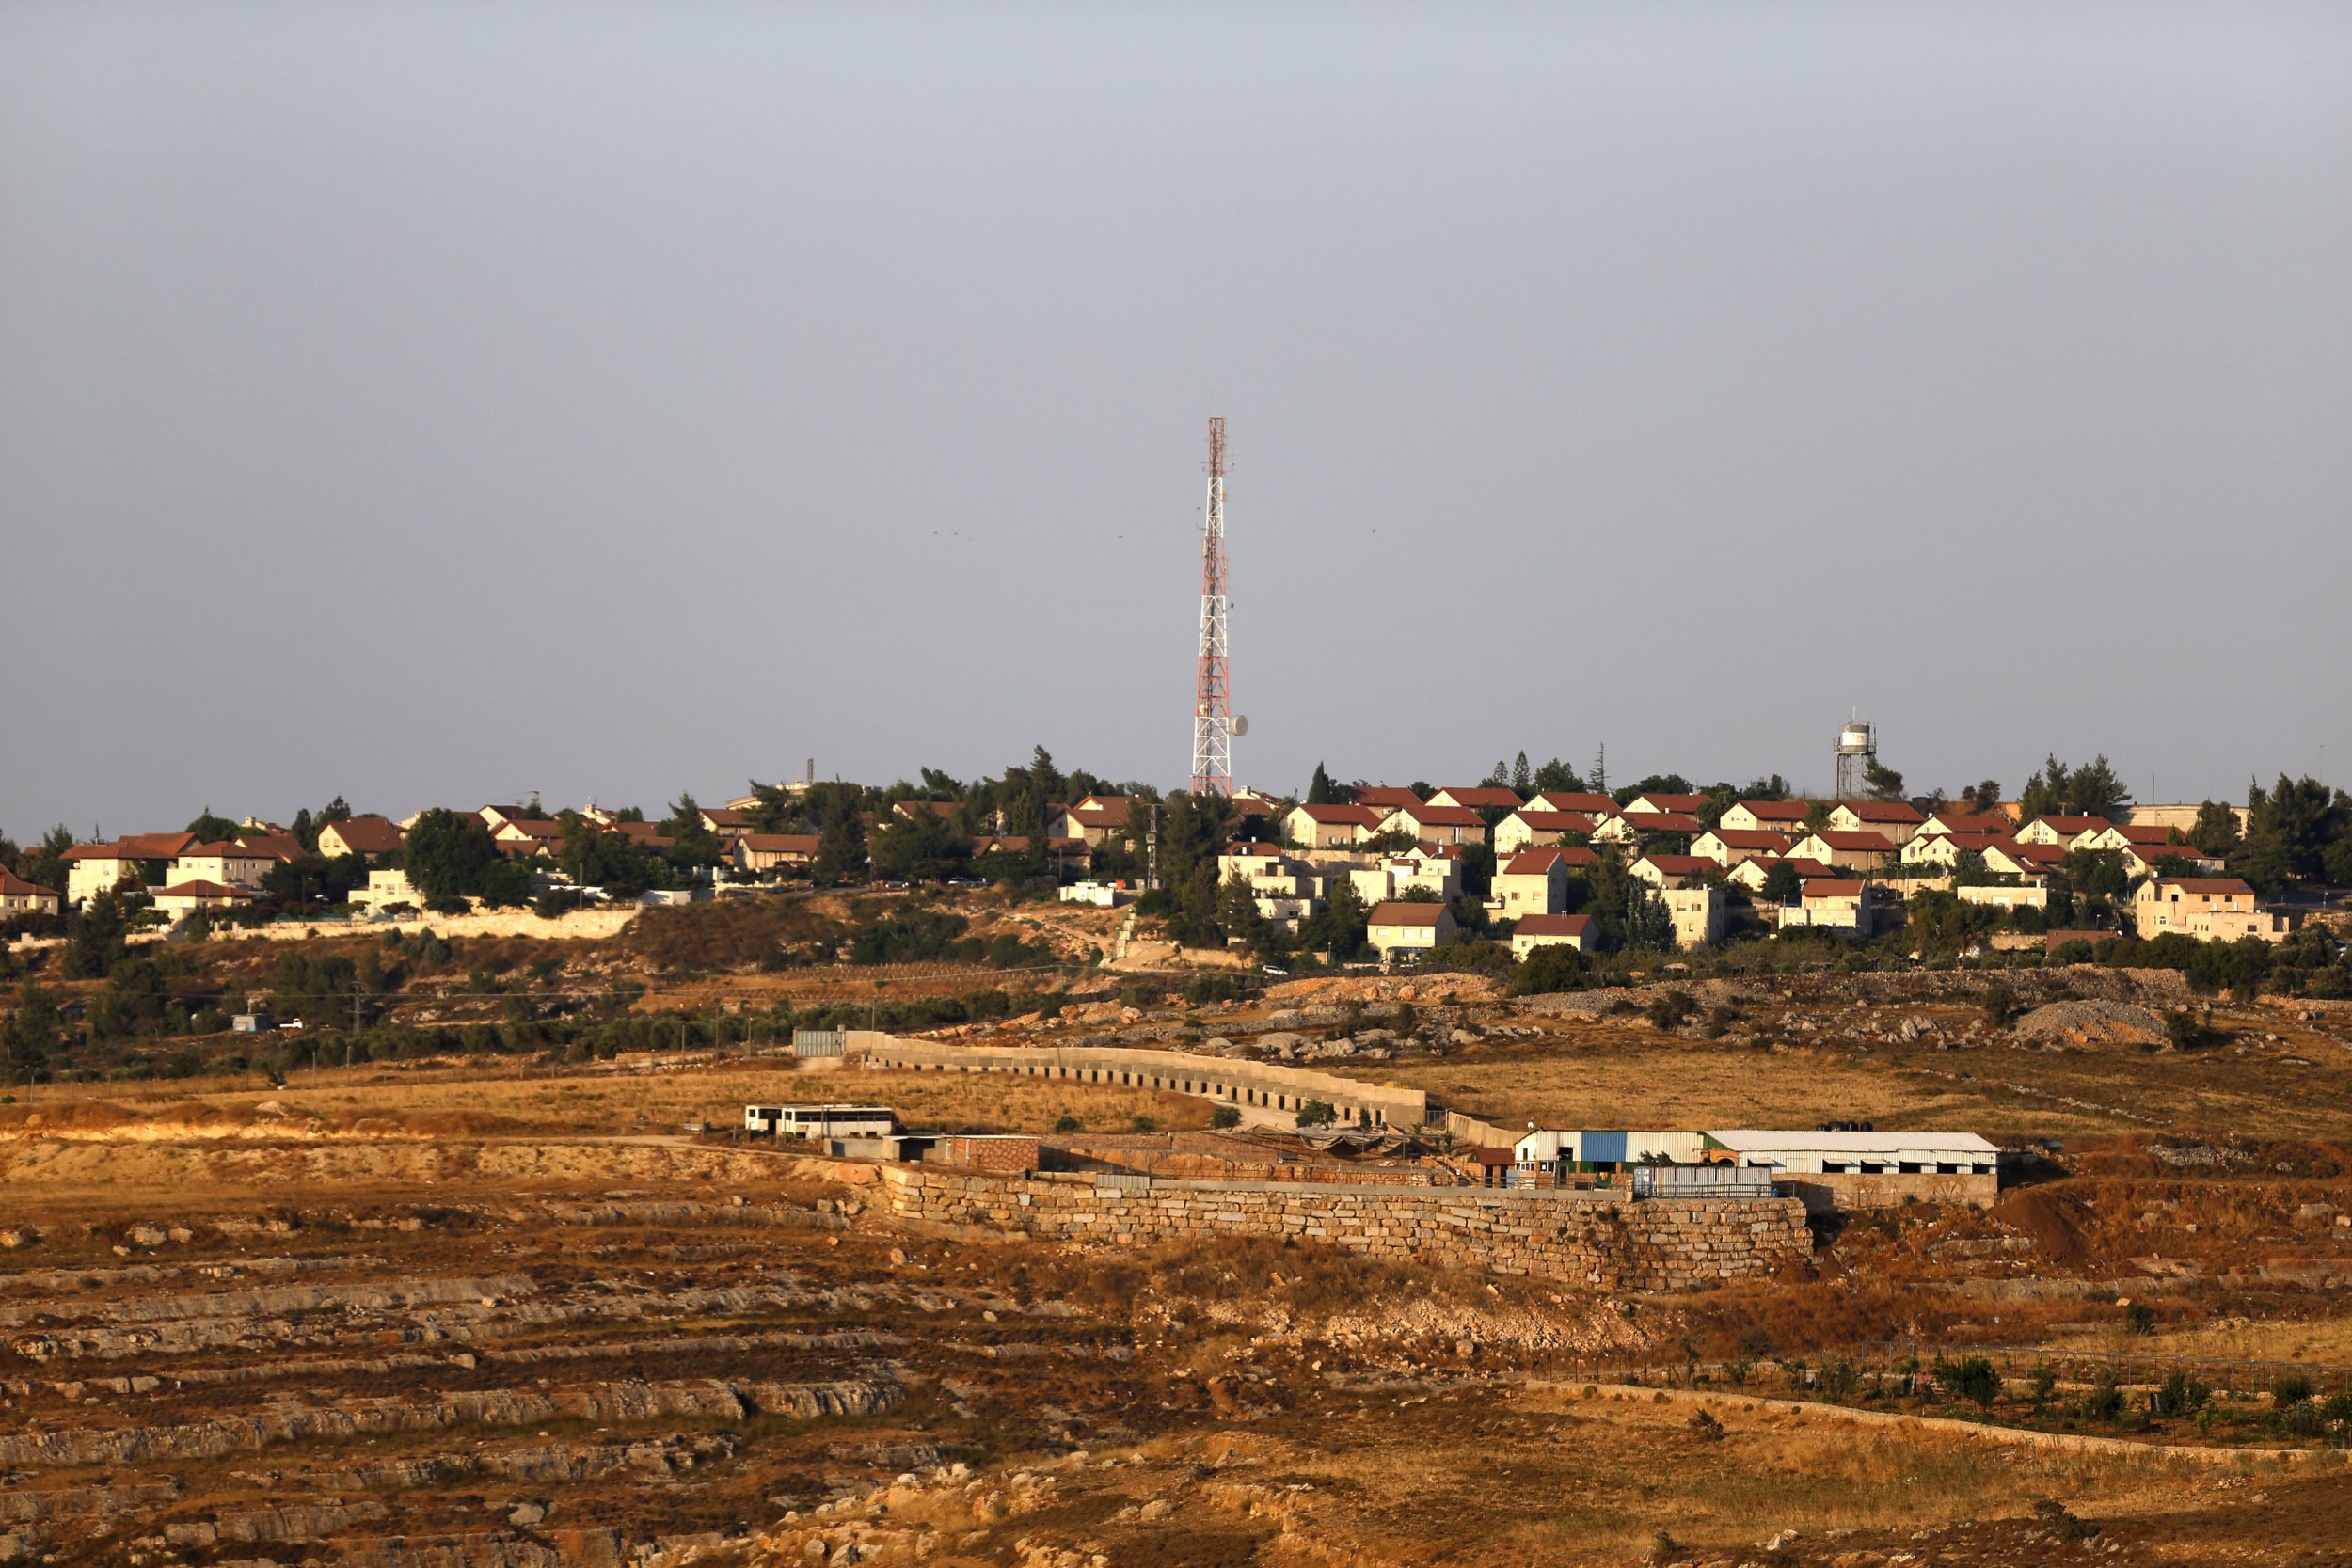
{"left": 6, "top": 1061, "right": 1207, "bottom": 1139}
{"left": 1333, "top": 1018, "right": 2352, "bottom": 1138}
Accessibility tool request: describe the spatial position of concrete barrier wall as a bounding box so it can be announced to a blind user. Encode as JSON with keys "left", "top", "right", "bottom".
{"left": 880, "top": 1164, "right": 1809, "bottom": 1291}
{"left": 857, "top": 1039, "right": 1428, "bottom": 1130}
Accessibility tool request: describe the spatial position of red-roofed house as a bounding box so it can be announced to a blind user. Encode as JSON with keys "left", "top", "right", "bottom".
{"left": 1494, "top": 847, "right": 1592, "bottom": 917}
{"left": 1526, "top": 790, "right": 1616, "bottom": 815}
{"left": 2016, "top": 815, "right": 2111, "bottom": 847}
{"left": 1624, "top": 792, "right": 1712, "bottom": 816}
{"left": 316, "top": 815, "right": 405, "bottom": 861}
{"left": 1691, "top": 828, "right": 1795, "bottom": 867}
{"left": 1782, "top": 879, "right": 1877, "bottom": 934}
{"left": 1351, "top": 786, "right": 1424, "bottom": 813}
{"left": 0, "top": 868, "right": 60, "bottom": 917}
{"left": 1900, "top": 832, "right": 2003, "bottom": 869}
{"left": 1427, "top": 785, "right": 1523, "bottom": 812}
{"left": 1492, "top": 810, "right": 1598, "bottom": 856}
{"left": 151, "top": 880, "right": 256, "bottom": 919}
{"left": 1283, "top": 803, "right": 1382, "bottom": 849}
{"left": 1915, "top": 811, "right": 2010, "bottom": 839}
{"left": 1787, "top": 831, "right": 1897, "bottom": 872}
{"left": 1725, "top": 854, "right": 1835, "bottom": 892}
{"left": 1592, "top": 811, "right": 1702, "bottom": 845}
{"left": 1050, "top": 796, "right": 1133, "bottom": 847}
{"left": 2132, "top": 878, "right": 2287, "bottom": 942}
{"left": 732, "top": 833, "right": 820, "bottom": 873}
{"left": 1375, "top": 803, "right": 1487, "bottom": 847}
{"left": 1366, "top": 900, "right": 1457, "bottom": 958}
{"left": 699, "top": 806, "right": 756, "bottom": 843}
{"left": 2121, "top": 842, "right": 2225, "bottom": 879}
{"left": 171, "top": 842, "right": 282, "bottom": 889}
{"left": 492, "top": 818, "right": 567, "bottom": 858}
{"left": 1981, "top": 839, "right": 2065, "bottom": 879}
{"left": 1511, "top": 913, "right": 1596, "bottom": 958}
{"left": 1825, "top": 800, "right": 1927, "bottom": 844}
{"left": 1630, "top": 854, "right": 1714, "bottom": 888}
{"left": 1718, "top": 799, "right": 1814, "bottom": 834}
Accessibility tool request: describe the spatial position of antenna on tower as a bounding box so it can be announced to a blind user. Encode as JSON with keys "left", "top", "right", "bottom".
{"left": 1190, "top": 417, "right": 1236, "bottom": 797}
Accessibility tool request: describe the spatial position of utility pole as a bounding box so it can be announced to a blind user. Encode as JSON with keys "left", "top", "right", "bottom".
{"left": 1190, "top": 417, "right": 1235, "bottom": 797}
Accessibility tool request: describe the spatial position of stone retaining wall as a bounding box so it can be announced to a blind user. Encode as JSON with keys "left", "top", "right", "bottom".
{"left": 880, "top": 1164, "right": 1808, "bottom": 1292}
{"left": 859, "top": 1039, "right": 1427, "bottom": 1129}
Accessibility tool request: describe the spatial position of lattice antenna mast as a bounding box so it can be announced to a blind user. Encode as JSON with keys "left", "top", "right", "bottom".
{"left": 1190, "top": 417, "right": 1233, "bottom": 797}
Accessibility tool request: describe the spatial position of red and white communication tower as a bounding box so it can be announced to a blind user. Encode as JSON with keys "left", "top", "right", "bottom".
{"left": 1190, "top": 416, "right": 1239, "bottom": 796}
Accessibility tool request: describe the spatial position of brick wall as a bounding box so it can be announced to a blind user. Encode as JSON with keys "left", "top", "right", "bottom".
{"left": 879, "top": 1165, "right": 1810, "bottom": 1292}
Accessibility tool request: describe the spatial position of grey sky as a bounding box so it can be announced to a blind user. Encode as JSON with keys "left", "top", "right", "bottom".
{"left": 6, "top": 3, "right": 2349, "bottom": 835}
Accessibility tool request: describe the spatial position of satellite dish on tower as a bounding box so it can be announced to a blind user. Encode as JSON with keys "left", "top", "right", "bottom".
{"left": 1232, "top": 715, "right": 1249, "bottom": 737}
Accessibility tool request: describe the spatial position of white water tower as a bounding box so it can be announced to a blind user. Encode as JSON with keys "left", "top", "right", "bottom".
{"left": 1835, "top": 718, "right": 1876, "bottom": 800}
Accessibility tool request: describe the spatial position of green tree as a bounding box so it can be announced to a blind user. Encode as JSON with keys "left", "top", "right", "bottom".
{"left": 2019, "top": 754, "right": 2132, "bottom": 819}
{"left": 402, "top": 809, "right": 506, "bottom": 907}
{"left": 1306, "top": 762, "right": 1345, "bottom": 806}
{"left": 2, "top": 978, "right": 60, "bottom": 1084}
{"left": 1621, "top": 879, "right": 1677, "bottom": 954}
{"left": 1301, "top": 873, "right": 1369, "bottom": 961}
{"left": 812, "top": 793, "right": 869, "bottom": 885}
{"left": 1960, "top": 779, "right": 2002, "bottom": 812}
{"left": 2190, "top": 800, "right": 2243, "bottom": 858}
{"left": 869, "top": 806, "right": 971, "bottom": 883}
{"left": 661, "top": 794, "right": 724, "bottom": 870}
{"left": 16, "top": 826, "right": 73, "bottom": 896}
{"left": 1458, "top": 841, "right": 1497, "bottom": 897}
{"left": 1508, "top": 943, "right": 1590, "bottom": 996}
{"left": 1759, "top": 860, "right": 1802, "bottom": 903}
{"left": 1511, "top": 751, "right": 1533, "bottom": 795}
{"left": 1531, "top": 756, "right": 1583, "bottom": 792}
{"left": 1217, "top": 874, "right": 1280, "bottom": 963}
{"left": 1863, "top": 758, "right": 1906, "bottom": 801}
{"left": 61, "top": 887, "right": 136, "bottom": 979}
{"left": 2237, "top": 775, "right": 2348, "bottom": 888}
{"left": 185, "top": 807, "right": 240, "bottom": 843}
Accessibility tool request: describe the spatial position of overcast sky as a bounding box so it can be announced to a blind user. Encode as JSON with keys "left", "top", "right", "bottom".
{"left": 6, "top": 3, "right": 2350, "bottom": 835}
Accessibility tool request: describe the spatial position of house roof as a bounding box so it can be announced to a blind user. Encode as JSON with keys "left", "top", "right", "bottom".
{"left": 1921, "top": 812, "right": 2010, "bottom": 834}
{"left": 496, "top": 818, "right": 567, "bottom": 841}
{"left": 1528, "top": 791, "right": 1616, "bottom": 814}
{"left": 1629, "top": 793, "right": 1711, "bottom": 813}
{"left": 701, "top": 807, "right": 755, "bottom": 829}
{"left": 1616, "top": 811, "right": 1702, "bottom": 833}
{"left": 2027, "top": 815, "right": 2110, "bottom": 834}
{"left": 1291, "top": 803, "right": 1382, "bottom": 826}
{"left": 1780, "top": 858, "right": 1835, "bottom": 879}
{"left": 1351, "top": 786, "right": 1423, "bottom": 811}
{"left": 321, "top": 815, "right": 405, "bottom": 854}
{"left": 1072, "top": 797, "right": 1133, "bottom": 825}
{"left": 1703, "top": 829, "right": 1794, "bottom": 850}
{"left": 153, "top": 879, "right": 253, "bottom": 899}
{"left": 2110, "top": 823, "right": 2182, "bottom": 845}
{"left": 1634, "top": 855, "right": 1713, "bottom": 876}
{"left": 1503, "top": 847, "right": 1597, "bottom": 875}
{"left": 1707, "top": 1128, "right": 1999, "bottom": 1157}
{"left": 1834, "top": 800, "right": 1926, "bottom": 824}
{"left": 68, "top": 832, "right": 199, "bottom": 863}
{"left": 1800, "top": 879, "right": 1865, "bottom": 898}
{"left": 1408, "top": 842, "right": 1467, "bottom": 861}
{"left": 739, "top": 833, "right": 820, "bottom": 853}
{"left": 1915, "top": 831, "right": 2004, "bottom": 853}
{"left": 0, "top": 868, "right": 58, "bottom": 899}
{"left": 1506, "top": 810, "right": 1598, "bottom": 833}
{"left": 1515, "top": 913, "right": 1595, "bottom": 937}
{"left": 2130, "top": 843, "right": 2210, "bottom": 863}
{"left": 1222, "top": 841, "right": 1283, "bottom": 858}
{"left": 1431, "top": 786, "right": 1522, "bottom": 809}
{"left": 893, "top": 800, "right": 961, "bottom": 820}
{"left": 2152, "top": 877, "right": 2253, "bottom": 895}
{"left": 1802, "top": 830, "right": 1895, "bottom": 851}
{"left": 609, "top": 822, "right": 676, "bottom": 848}
{"left": 1732, "top": 799, "right": 1812, "bottom": 821}
{"left": 1367, "top": 901, "right": 1447, "bottom": 927}
{"left": 233, "top": 834, "right": 303, "bottom": 862}
{"left": 178, "top": 840, "right": 274, "bottom": 860}
{"left": 1987, "top": 838, "right": 2065, "bottom": 865}
{"left": 1396, "top": 804, "right": 1484, "bottom": 828}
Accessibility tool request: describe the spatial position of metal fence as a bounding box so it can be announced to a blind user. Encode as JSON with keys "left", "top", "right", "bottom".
{"left": 791, "top": 1029, "right": 846, "bottom": 1058}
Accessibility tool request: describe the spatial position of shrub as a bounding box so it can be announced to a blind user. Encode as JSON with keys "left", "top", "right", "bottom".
{"left": 1295, "top": 1099, "right": 1338, "bottom": 1128}
{"left": 2081, "top": 1376, "right": 2124, "bottom": 1422}
{"left": 2273, "top": 1372, "right": 2316, "bottom": 1408}
{"left": 1645, "top": 989, "right": 1696, "bottom": 1030}
{"left": 2153, "top": 1370, "right": 2211, "bottom": 1418}
{"left": 1053, "top": 1114, "right": 1082, "bottom": 1133}
{"left": 2123, "top": 1302, "right": 2157, "bottom": 1335}
{"left": 1130, "top": 1116, "right": 1158, "bottom": 1133}
{"left": 1979, "top": 984, "right": 2017, "bottom": 1029}
{"left": 1933, "top": 1355, "right": 2002, "bottom": 1409}
{"left": 1686, "top": 1409, "right": 1724, "bottom": 1441}
{"left": 1209, "top": 1104, "right": 1241, "bottom": 1130}
{"left": 2028, "top": 1364, "right": 2058, "bottom": 1404}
